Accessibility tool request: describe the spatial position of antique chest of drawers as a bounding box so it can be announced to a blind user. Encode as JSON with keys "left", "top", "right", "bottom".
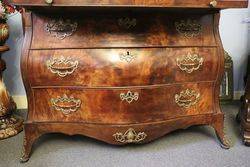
{"left": 11, "top": 0, "right": 248, "bottom": 162}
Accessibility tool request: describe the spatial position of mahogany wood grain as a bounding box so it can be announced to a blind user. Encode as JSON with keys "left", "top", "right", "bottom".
{"left": 31, "top": 13, "right": 216, "bottom": 49}
{"left": 30, "top": 83, "right": 214, "bottom": 123}
{"left": 17, "top": 1, "right": 248, "bottom": 162}
{"left": 20, "top": 112, "right": 227, "bottom": 161}
{"left": 10, "top": 0, "right": 248, "bottom": 9}
{"left": 28, "top": 48, "right": 218, "bottom": 87}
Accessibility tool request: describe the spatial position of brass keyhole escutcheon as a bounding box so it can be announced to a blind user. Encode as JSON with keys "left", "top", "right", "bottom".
{"left": 45, "top": 0, "right": 53, "bottom": 4}
{"left": 119, "top": 51, "right": 136, "bottom": 63}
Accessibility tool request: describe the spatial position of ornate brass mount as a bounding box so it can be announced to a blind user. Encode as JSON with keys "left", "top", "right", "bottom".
{"left": 119, "top": 51, "right": 136, "bottom": 63}
{"left": 175, "top": 89, "right": 200, "bottom": 108}
{"left": 176, "top": 53, "right": 204, "bottom": 73}
{"left": 210, "top": 0, "right": 218, "bottom": 7}
{"left": 45, "top": 0, "right": 53, "bottom": 4}
{"left": 51, "top": 94, "right": 81, "bottom": 115}
{"left": 0, "top": 103, "right": 7, "bottom": 116}
{"left": 118, "top": 17, "right": 137, "bottom": 29}
{"left": 175, "top": 19, "right": 202, "bottom": 38}
{"left": 120, "top": 91, "right": 139, "bottom": 104}
{"left": 113, "top": 128, "right": 147, "bottom": 143}
{"left": 45, "top": 19, "right": 78, "bottom": 40}
{"left": 46, "top": 56, "right": 79, "bottom": 77}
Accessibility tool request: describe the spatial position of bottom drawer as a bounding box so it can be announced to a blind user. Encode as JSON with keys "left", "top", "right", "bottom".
{"left": 31, "top": 83, "right": 214, "bottom": 124}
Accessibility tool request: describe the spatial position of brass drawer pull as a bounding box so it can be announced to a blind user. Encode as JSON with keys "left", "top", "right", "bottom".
{"left": 175, "top": 19, "right": 202, "bottom": 38}
{"left": 46, "top": 56, "right": 79, "bottom": 77}
{"left": 45, "top": 0, "right": 53, "bottom": 4}
{"left": 51, "top": 94, "right": 81, "bottom": 115}
{"left": 120, "top": 91, "right": 139, "bottom": 104}
{"left": 176, "top": 53, "right": 204, "bottom": 73}
{"left": 118, "top": 17, "right": 137, "bottom": 29}
{"left": 119, "top": 51, "right": 136, "bottom": 63}
{"left": 113, "top": 128, "right": 147, "bottom": 143}
{"left": 45, "top": 19, "right": 78, "bottom": 40}
{"left": 175, "top": 89, "right": 200, "bottom": 108}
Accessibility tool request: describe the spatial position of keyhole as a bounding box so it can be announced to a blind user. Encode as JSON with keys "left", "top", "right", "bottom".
{"left": 126, "top": 51, "right": 130, "bottom": 56}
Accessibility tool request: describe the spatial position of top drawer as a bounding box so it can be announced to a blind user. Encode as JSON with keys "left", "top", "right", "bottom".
{"left": 30, "top": 13, "right": 216, "bottom": 49}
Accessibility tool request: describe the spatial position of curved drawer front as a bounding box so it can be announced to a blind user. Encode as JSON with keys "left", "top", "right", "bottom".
{"left": 31, "top": 13, "right": 215, "bottom": 49}
{"left": 28, "top": 48, "right": 218, "bottom": 87}
{"left": 31, "top": 82, "right": 214, "bottom": 123}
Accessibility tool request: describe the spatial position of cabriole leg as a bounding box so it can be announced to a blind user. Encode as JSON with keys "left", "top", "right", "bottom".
{"left": 212, "top": 114, "right": 230, "bottom": 149}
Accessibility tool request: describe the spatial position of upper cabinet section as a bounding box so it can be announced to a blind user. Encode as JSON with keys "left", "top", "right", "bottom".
{"left": 10, "top": 0, "right": 248, "bottom": 9}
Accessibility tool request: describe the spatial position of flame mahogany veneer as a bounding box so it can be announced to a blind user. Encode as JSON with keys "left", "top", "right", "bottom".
{"left": 12, "top": 0, "right": 248, "bottom": 162}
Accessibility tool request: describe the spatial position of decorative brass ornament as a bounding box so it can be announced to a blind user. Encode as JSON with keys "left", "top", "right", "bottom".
{"left": 113, "top": 128, "right": 147, "bottom": 143}
{"left": 0, "top": 103, "right": 6, "bottom": 116}
{"left": 120, "top": 91, "right": 139, "bottom": 104}
{"left": 51, "top": 94, "right": 81, "bottom": 115}
{"left": 176, "top": 53, "right": 204, "bottom": 73}
{"left": 175, "top": 19, "right": 202, "bottom": 38}
{"left": 46, "top": 56, "right": 79, "bottom": 77}
{"left": 0, "top": 117, "right": 20, "bottom": 139}
{"left": 175, "top": 89, "right": 200, "bottom": 108}
{"left": 210, "top": 0, "right": 218, "bottom": 7}
{"left": 119, "top": 51, "right": 136, "bottom": 63}
{"left": 45, "top": 19, "right": 78, "bottom": 39}
{"left": 45, "top": 0, "right": 53, "bottom": 4}
{"left": 118, "top": 17, "right": 137, "bottom": 29}
{"left": 0, "top": 23, "right": 9, "bottom": 45}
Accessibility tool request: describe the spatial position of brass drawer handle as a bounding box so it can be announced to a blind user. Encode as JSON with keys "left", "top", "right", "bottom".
{"left": 118, "top": 17, "right": 137, "bottom": 29}
{"left": 120, "top": 91, "right": 139, "bottom": 104}
{"left": 45, "top": 0, "right": 53, "bottom": 4}
{"left": 175, "top": 89, "right": 200, "bottom": 108}
{"left": 119, "top": 51, "right": 136, "bottom": 63}
{"left": 175, "top": 19, "right": 202, "bottom": 38}
{"left": 176, "top": 53, "right": 204, "bottom": 73}
{"left": 51, "top": 94, "right": 81, "bottom": 115}
{"left": 210, "top": 0, "right": 218, "bottom": 7}
{"left": 46, "top": 56, "right": 79, "bottom": 77}
{"left": 45, "top": 19, "right": 78, "bottom": 40}
{"left": 113, "top": 128, "right": 147, "bottom": 143}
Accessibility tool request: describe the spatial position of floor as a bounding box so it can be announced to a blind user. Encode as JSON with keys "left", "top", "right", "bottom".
{"left": 0, "top": 102, "right": 250, "bottom": 167}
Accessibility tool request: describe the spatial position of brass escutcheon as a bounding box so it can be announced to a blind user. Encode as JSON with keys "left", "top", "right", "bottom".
{"left": 113, "top": 128, "right": 147, "bottom": 143}
{"left": 119, "top": 51, "right": 136, "bottom": 63}
{"left": 120, "top": 91, "right": 139, "bottom": 104}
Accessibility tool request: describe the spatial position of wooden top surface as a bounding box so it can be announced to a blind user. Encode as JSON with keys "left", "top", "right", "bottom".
{"left": 10, "top": 0, "right": 248, "bottom": 9}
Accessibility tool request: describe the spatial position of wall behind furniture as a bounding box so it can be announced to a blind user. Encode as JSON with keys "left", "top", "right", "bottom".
{"left": 1, "top": 8, "right": 250, "bottom": 108}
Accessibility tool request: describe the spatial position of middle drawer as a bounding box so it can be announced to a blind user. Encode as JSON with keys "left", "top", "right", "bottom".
{"left": 28, "top": 47, "right": 218, "bottom": 87}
